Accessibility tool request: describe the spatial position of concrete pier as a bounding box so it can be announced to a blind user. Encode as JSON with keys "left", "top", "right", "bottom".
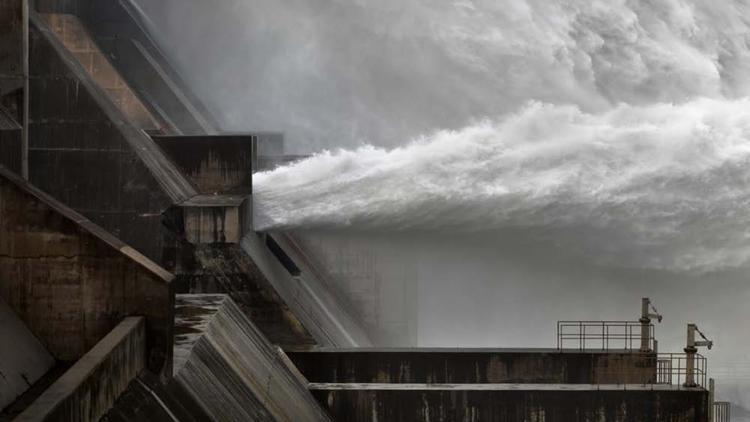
{"left": 289, "top": 348, "right": 657, "bottom": 385}
{"left": 15, "top": 317, "right": 145, "bottom": 422}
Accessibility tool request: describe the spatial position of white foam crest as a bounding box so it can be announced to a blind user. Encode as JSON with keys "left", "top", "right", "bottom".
{"left": 255, "top": 98, "right": 750, "bottom": 271}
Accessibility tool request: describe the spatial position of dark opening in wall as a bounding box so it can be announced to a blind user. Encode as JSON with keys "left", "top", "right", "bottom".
{"left": 265, "top": 234, "right": 301, "bottom": 276}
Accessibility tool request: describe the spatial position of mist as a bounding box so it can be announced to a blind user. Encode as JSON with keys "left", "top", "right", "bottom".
{"left": 134, "top": 0, "right": 750, "bottom": 414}
{"left": 135, "top": 0, "right": 750, "bottom": 152}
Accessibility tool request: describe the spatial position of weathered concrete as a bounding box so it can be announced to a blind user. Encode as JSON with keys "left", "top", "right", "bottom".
{"left": 15, "top": 317, "right": 145, "bottom": 422}
{"left": 153, "top": 135, "right": 254, "bottom": 195}
{"left": 172, "top": 294, "right": 332, "bottom": 422}
{"left": 179, "top": 195, "right": 250, "bottom": 245}
{"left": 0, "top": 165, "right": 173, "bottom": 376}
{"left": 286, "top": 231, "right": 420, "bottom": 346}
{"left": 27, "top": 12, "right": 196, "bottom": 262}
{"left": 97, "top": 371, "right": 212, "bottom": 422}
{"left": 37, "top": 13, "right": 160, "bottom": 131}
{"left": 151, "top": 135, "right": 320, "bottom": 346}
{"left": 311, "top": 384, "right": 709, "bottom": 422}
{"left": 169, "top": 243, "right": 315, "bottom": 347}
{"left": 0, "top": 0, "right": 23, "bottom": 110}
{"left": 0, "top": 0, "right": 24, "bottom": 175}
{"left": 34, "top": 0, "right": 219, "bottom": 134}
{"left": 289, "top": 348, "right": 657, "bottom": 385}
{"left": 0, "top": 297, "right": 55, "bottom": 411}
{"left": 0, "top": 105, "right": 21, "bottom": 174}
{"left": 241, "top": 232, "right": 373, "bottom": 348}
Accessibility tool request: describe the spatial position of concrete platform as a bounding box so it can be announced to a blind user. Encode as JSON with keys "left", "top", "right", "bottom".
{"left": 289, "top": 347, "right": 657, "bottom": 384}
{"left": 309, "top": 382, "right": 702, "bottom": 391}
{"left": 311, "top": 383, "right": 709, "bottom": 422}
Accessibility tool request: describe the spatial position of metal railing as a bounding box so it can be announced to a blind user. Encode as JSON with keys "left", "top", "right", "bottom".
{"left": 580, "top": 353, "right": 708, "bottom": 390}
{"left": 557, "top": 320, "right": 654, "bottom": 351}
{"left": 713, "top": 401, "right": 731, "bottom": 422}
{"left": 655, "top": 353, "right": 708, "bottom": 389}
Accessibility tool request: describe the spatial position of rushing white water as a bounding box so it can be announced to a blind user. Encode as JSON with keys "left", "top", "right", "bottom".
{"left": 248, "top": 0, "right": 750, "bottom": 274}
{"left": 255, "top": 98, "right": 750, "bottom": 271}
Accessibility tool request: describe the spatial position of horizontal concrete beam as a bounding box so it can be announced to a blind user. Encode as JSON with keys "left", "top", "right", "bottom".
{"left": 313, "top": 387, "right": 709, "bottom": 422}
{"left": 309, "top": 383, "right": 704, "bottom": 392}
{"left": 15, "top": 317, "right": 145, "bottom": 422}
{"left": 289, "top": 348, "right": 657, "bottom": 385}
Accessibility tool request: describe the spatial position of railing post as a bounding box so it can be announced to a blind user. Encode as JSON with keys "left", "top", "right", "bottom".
{"left": 708, "top": 378, "right": 715, "bottom": 422}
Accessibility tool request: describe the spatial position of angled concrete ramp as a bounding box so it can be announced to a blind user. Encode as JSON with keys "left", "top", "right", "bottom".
{"left": 170, "top": 294, "right": 331, "bottom": 421}
{"left": 0, "top": 298, "right": 55, "bottom": 412}
{"left": 242, "top": 232, "right": 373, "bottom": 348}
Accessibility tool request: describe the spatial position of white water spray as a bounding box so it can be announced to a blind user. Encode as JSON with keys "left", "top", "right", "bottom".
{"left": 255, "top": 98, "right": 750, "bottom": 271}
{"left": 249, "top": 0, "right": 750, "bottom": 274}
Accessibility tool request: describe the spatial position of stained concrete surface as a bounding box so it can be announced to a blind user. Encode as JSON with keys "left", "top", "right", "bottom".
{"left": 289, "top": 348, "right": 656, "bottom": 384}
{"left": 38, "top": 13, "right": 160, "bottom": 131}
{"left": 153, "top": 135, "right": 254, "bottom": 195}
{"left": 15, "top": 317, "right": 145, "bottom": 422}
{"left": 172, "top": 294, "right": 331, "bottom": 422}
{"left": 0, "top": 164, "right": 174, "bottom": 376}
{"left": 64, "top": 0, "right": 220, "bottom": 134}
{"left": 313, "top": 386, "right": 708, "bottom": 422}
{"left": 28, "top": 12, "right": 196, "bottom": 262}
{"left": 241, "top": 232, "right": 373, "bottom": 348}
{"left": 172, "top": 243, "right": 316, "bottom": 347}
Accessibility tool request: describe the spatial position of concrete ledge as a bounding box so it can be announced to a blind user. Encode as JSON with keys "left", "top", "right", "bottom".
{"left": 15, "top": 317, "right": 145, "bottom": 422}
{"left": 313, "top": 387, "right": 709, "bottom": 422}
{"left": 308, "top": 383, "right": 705, "bottom": 392}
{"left": 289, "top": 348, "right": 656, "bottom": 384}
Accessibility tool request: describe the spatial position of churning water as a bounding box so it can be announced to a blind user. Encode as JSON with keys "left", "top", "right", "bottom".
{"left": 255, "top": 99, "right": 750, "bottom": 272}
{"left": 254, "top": 0, "right": 750, "bottom": 274}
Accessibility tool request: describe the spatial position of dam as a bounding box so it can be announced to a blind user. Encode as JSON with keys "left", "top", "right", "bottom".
{"left": 0, "top": 0, "right": 741, "bottom": 421}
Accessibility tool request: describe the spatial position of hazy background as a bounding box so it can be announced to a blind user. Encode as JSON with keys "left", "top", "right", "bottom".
{"left": 134, "top": 0, "right": 750, "bottom": 414}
